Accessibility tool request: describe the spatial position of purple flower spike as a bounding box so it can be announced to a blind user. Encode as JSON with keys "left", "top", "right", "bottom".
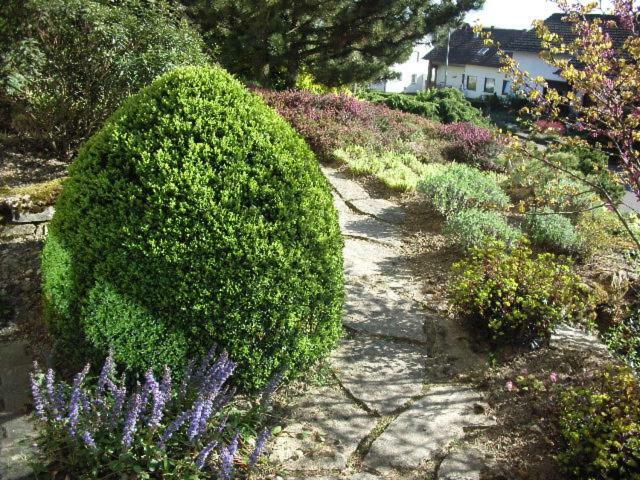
{"left": 249, "top": 428, "right": 271, "bottom": 467}
{"left": 67, "top": 363, "right": 90, "bottom": 436}
{"left": 187, "top": 399, "right": 204, "bottom": 441}
{"left": 44, "top": 369, "right": 61, "bottom": 421}
{"left": 82, "top": 431, "right": 97, "bottom": 449}
{"left": 122, "top": 392, "right": 142, "bottom": 448}
{"left": 144, "top": 370, "right": 165, "bottom": 428}
{"left": 158, "top": 411, "right": 189, "bottom": 449}
{"left": 98, "top": 349, "right": 115, "bottom": 393}
{"left": 160, "top": 366, "right": 172, "bottom": 399}
{"left": 195, "top": 440, "right": 218, "bottom": 469}
{"left": 29, "top": 372, "right": 47, "bottom": 420}
{"left": 260, "top": 372, "right": 283, "bottom": 407}
{"left": 219, "top": 433, "right": 239, "bottom": 480}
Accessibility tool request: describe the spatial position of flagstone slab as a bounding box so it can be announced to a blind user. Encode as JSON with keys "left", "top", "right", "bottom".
{"left": 344, "top": 280, "right": 430, "bottom": 342}
{"left": 269, "top": 386, "right": 377, "bottom": 471}
{"left": 322, "top": 167, "right": 370, "bottom": 202}
{"left": 331, "top": 336, "right": 428, "bottom": 414}
{"left": 365, "top": 385, "right": 495, "bottom": 473}
{"left": 348, "top": 198, "right": 405, "bottom": 225}
{"left": 437, "top": 447, "right": 485, "bottom": 480}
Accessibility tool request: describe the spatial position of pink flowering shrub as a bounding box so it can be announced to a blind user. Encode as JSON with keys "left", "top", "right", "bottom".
{"left": 437, "top": 122, "right": 503, "bottom": 171}
{"left": 534, "top": 120, "right": 566, "bottom": 135}
{"left": 255, "top": 89, "right": 447, "bottom": 163}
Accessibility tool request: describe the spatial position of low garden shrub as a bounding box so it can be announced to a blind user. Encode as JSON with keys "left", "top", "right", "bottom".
{"left": 604, "top": 310, "right": 640, "bottom": 371}
{"left": 443, "top": 208, "right": 521, "bottom": 249}
{"left": 257, "top": 89, "right": 448, "bottom": 165}
{"left": 42, "top": 66, "right": 344, "bottom": 389}
{"left": 437, "top": 122, "right": 503, "bottom": 170}
{"left": 358, "top": 88, "right": 489, "bottom": 126}
{"left": 357, "top": 91, "right": 440, "bottom": 121}
{"left": 525, "top": 208, "right": 583, "bottom": 255}
{"left": 557, "top": 143, "right": 625, "bottom": 204}
{"left": 333, "top": 146, "right": 440, "bottom": 191}
{"left": 0, "top": 0, "right": 209, "bottom": 153}
{"left": 30, "top": 349, "right": 275, "bottom": 478}
{"left": 557, "top": 366, "right": 640, "bottom": 479}
{"left": 417, "top": 163, "right": 509, "bottom": 218}
{"left": 450, "top": 241, "right": 596, "bottom": 348}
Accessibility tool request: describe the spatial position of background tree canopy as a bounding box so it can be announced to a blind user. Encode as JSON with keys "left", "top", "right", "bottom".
{"left": 180, "top": 0, "right": 484, "bottom": 89}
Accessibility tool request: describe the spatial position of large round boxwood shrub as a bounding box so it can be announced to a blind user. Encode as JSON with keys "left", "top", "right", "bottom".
{"left": 42, "top": 65, "right": 344, "bottom": 389}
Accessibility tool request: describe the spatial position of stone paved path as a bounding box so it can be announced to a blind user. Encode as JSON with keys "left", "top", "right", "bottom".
{"left": 269, "top": 168, "right": 493, "bottom": 479}
{"left": 0, "top": 214, "right": 50, "bottom": 480}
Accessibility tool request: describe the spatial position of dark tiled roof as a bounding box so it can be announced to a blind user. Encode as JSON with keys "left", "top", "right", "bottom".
{"left": 425, "top": 13, "right": 632, "bottom": 66}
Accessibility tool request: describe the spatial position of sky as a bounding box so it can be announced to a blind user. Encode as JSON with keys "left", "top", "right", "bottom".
{"left": 464, "top": 0, "right": 615, "bottom": 30}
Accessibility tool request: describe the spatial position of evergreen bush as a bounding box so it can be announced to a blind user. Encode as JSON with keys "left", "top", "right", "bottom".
{"left": 0, "top": 0, "right": 209, "bottom": 152}
{"left": 42, "top": 66, "right": 344, "bottom": 389}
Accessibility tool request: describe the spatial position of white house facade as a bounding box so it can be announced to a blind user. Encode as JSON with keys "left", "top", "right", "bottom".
{"left": 370, "top": 42, "right": 431, "bottom": 93}
{"left": 425, "top": 14, "right": 628, "bottom": 100}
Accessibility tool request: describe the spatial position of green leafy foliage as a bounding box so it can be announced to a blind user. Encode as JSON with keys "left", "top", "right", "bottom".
{"left": 333, "top": 146, "right": 441, "bottom": 191}
{"left": 604, "top": 310, "right": 640, "bottom": 371}
{"left": 444, "top": 208, "right": 521, "bottom": 249}
{"left": 417, "top": 163, "right": 509, "bottom": 217}
{"left": 417, "top": 88, "right": 490, "bottom": 126}
{"left": 450, "top": 241, "right": 595, "bottom": 347}
{"left": 0, "top": 0, "right": 209, "bottom": 152}
{"left": 41, "top": 66, "right": 344, "bottom": 389}
{"left": 557, "top": 143, "right": 625, "bottom": 204}
{"left": 357, "top": 91, "right": 440, "bottom": 121}
{"left": 359, "top": 88, "right": 489, "bottom": 126}
{"left": 525, "top": 208, "right": 583, "bottom": 255}
{"left": 558, "top": 366, "right": 640, "bottom": 479}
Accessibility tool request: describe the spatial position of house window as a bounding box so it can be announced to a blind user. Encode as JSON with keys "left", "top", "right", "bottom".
{"left": 484, "top": 78, "right": 495, "bottom": 93}
{"left": 478, "top": 47, "right": 490, "bottom": 55}
{"left": 411, "top": 74, "right": 417, "bottom": 84}
{"left": 466, "top": 75, "right": 477, "bottom": 91}
{"left": 502, "top": 80, "right": 512, "bottom": 95}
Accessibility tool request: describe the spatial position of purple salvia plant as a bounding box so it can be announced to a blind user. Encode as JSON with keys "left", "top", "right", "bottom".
{"left": 219, "top": 433, "right": 239, "bottom": 480}
{"left": 67, "top": 363, "right": 90, "bottom": 436}
{"left": 29, "top": 371, "right": 47, "bottom": 420}
{"left": 195, "top": 440, "right": 218, "bottom": 470}
{"left": 158, "top": 411, "right": 189, "bottom": 449}
{"left": 179, "top": 358, "right": 195, "bottom": 400}
{"left": 82, "top": 430, "right": 97, "bottom": 449}
{"left": 197, "top": 396, "right": 215, "bottom": 439}
{"left": 122, "top": 392, "right": 142, "bottom": 448}
{"left": 160, "top": 366, "right": 172, "bottom": 399}
{"left": 45, "top": 368, "right": 62, "bottom": 421}
{"left": 187, "top": 398, "right": 204, "bottom": 441}
{"left": 249, "top": 428, "right": 270, "bottom": 467}
{"left": 110, "top": 383, "right": 127, "bottom": 428}
{"left": 144, "top": 370, "right": 165, "bottom": 428}
{"left": 98, "top": 349, "right": 115, "bottom": 393}
{"left": 260, "top": 372, "right": 283, "bottom": 408}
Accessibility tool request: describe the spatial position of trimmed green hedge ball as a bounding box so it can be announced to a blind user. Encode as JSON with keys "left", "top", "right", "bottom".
{"left": 42, "top": 66, "right": 344, "bottom": 389}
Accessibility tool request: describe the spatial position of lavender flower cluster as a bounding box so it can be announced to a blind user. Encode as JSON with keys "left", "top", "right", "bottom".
{"left": 30, "top": 348, "right": 278, "bottom": 478}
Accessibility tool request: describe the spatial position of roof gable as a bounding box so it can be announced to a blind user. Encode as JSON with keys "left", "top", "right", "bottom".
{"left": 425, "top": 13, "right": 633, "bottom": 67}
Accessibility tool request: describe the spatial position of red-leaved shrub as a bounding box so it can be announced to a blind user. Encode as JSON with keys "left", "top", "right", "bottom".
{"left": 438, "top": 122, "right": 503, "bottom": 171}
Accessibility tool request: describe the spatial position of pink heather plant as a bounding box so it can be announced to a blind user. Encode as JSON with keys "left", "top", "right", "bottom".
{"left": 438, "top": 122, "right": 503, "bottom": 170}
{"left": 255, "top": 88, "right": 445, "bottom": 163}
